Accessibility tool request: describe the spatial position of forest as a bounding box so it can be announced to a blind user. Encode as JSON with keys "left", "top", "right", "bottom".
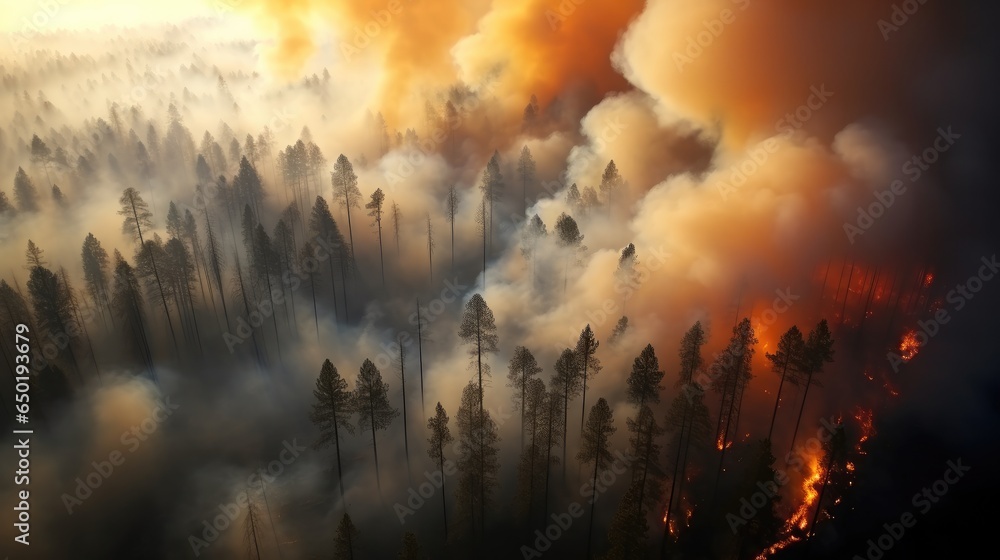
{"left": 0, "top": 1, "right": 997, "bottom": 559}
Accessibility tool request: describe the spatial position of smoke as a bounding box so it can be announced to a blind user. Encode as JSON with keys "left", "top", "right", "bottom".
{"left": 0, "top": 0, "right": 995, "bottom": 557}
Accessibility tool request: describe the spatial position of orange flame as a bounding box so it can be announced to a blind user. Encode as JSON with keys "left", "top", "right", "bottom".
{"left": 899, "top": 330, "right": 919, "bottom": 361}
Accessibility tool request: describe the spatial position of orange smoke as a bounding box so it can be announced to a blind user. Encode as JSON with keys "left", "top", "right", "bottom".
{"left": 238, "top": 0, "right": 644, "bottom": 129}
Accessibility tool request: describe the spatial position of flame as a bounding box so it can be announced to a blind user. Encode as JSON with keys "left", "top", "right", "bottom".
{"left": 854, "top": 407, "right": 875, "bottom": 452}
{"left": 756, "top": 453, "right": 826, "bottom": 559}
{"left": 899, "top": 330, "right": 920, "bottom": 361}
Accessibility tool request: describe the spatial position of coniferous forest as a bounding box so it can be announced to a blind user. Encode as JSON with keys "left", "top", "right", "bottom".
{"left": 0, "top": 1, "right": 998, "bottom": 559}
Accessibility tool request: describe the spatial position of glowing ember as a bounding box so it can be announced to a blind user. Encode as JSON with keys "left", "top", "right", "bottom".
{"left": 853, "top": 408, "right": 876, "bottom": 453}
{"left": 899, "top": 330, "right": 920, "bottom": 361}
{"left": 924, "top": 273, "right": 934, "bottom": 287}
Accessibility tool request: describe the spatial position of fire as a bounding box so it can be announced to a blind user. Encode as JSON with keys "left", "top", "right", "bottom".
{"left": 899, "top": 330, "right": 920, "bottom": 361}
{"left": 924, "top": 273, "right": 934, "bottom": 287}
{"left": 755, "top": 454, "right": 826, "bottom": 559}
{"left": 854, "top": 407, "right": 875, "bottom": 453}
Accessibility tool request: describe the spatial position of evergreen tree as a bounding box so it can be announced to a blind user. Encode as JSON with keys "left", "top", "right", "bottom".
{"left": 478, "top": 151, "right": 503, "bottom": 253}
{"left": 730, "top": 440, "right": 782, "bottom": 559}
{"left": 13, "top": 167, "right": 38, "bottom": 212}
{"left": 765, "top": 326, "right": 805, "bottom": 441}
{"left": 398, "top": 531, "right": 422, "bottom": 560}
{"left": 663, "top": 322, "right": 706, "bottom": 542}
{"left": 331, "top": 154, "right": 361, "bottom": 259}
{"left": 599, "top": 160, "right": 623, "bottom": 217}
{"left": 427, "top": 402, "right": 454, "bottom": 541}
{"left": 603, "top": 483, "right": 648, "bottom": 560}
{"left": 366, "top": 187, "right": 387, "bottom": 286}
{"left": 507, "top": 346, "right": 542, "bottom": 448}
{"left": 576, "top": 325, "right": 602, "bottom": 440}
{"left": 119, "top": 187, "right": 178, "bottom": 351}
{"left": 111, "top": 250, "right": 155, "bottom": 377}
{"left": 27, "top": 265, "right": 82, "bottom": 379}
{"left": 353, "top": 358, "right": 399, "bottom": 491}
{"left": 788, "top": 320, "right": 835, "bottom": 451}
{"left": 520, "top": 215, "right": 546, "bottom": 288}
{"left": 552, "top": 348, "right": 581, "bottom": 478}
{"left": 446, "top": 186, "right": 458, "bottom": 272}
{"left": 555, "top": 213, "right": 585, "bottom": 293}
{"left": 514, "top": 378, "right": 548, "bottom": 521}
{"left": 457, "top": 293, "right": 498, "bottom": 532}
{"left": 454, "top": 380, "right": 500, "bottom": 539}
{"left": 310, "top": 359, "right": 355, "bottom": 502}
{"left": 579, "top": 398, "right": 616, "bottom": 559}
{"left": 333, "top": 513, "right": 360, "bottom": 560}
{"left": 517, "top": 146, "right": 535, "bottom": 215}
{"left": 608, "top": 316, "right": 629, "bottom": 346}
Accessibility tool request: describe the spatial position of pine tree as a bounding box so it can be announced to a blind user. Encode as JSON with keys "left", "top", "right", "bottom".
{"left": 366, "top": 188, "right": 386, "bottom": 287}
{"left": 520, "top": 215, "right": 546, "bottom": 288}
{"left": 426, "top": 213, "right": 434, "bottom": 284}
{"left": 243, "top": 492, "right": 263, "bottom": 560}
{"left": 353, "top": 358, "right": 399, "bottom": 491}
{"left": 457, "top": 293, "right": 498, "bottom": 531}
{"left": 615, "top": 243, "right": 638, "bottom": 312}
{"left": 331, "top": 154, "right": 361, "bottom": 259}
{"left": 517, "top": 146, "right": 535, "bottom": 215}
{"left": 478, "top": 152, "right": 503, "bottom": 253}
{"left": 599, "top": 160, "right": 623, "bottom": 217}
{"left": 507, "top": 346, "right": 542, "bottom": 449}
{"left": 711, "top": 319, "right": 757, "bottom": 503}
{"left": 13, "top": 167, "right": 38, "bottom": 211}
{"left": 111, "top": 250, "right": 155, "bottom": 377}
{"left": 604, "top": 483, "right": 648, "bottom": 560}
{"left": 310, "top": 359, "right": 355, "bottom": 503}
{"left": 765, "top": 326, "right": 805, "bottom": 441}
{"left": 25, "top": 240, "right": 46, "bottom": 269}
{"left": 731, "top": 440, "right": 782, "bottom": 559}
{"left": 579, "top": 398, "right": 616, "bottom": 559}
{"left": 514, "top": 378, "right": 548, "bottom": 522}
{"left": 333, "top": 513, "right": 360, "bottom": 560}
{"left": 454, "top": 380, "right": 500, "bottom": 539}
{"left": 446, "top": 186, "right": 458, "bottom": 272}
{"left": 427, "top": 402, "right": 454, "bottom": 541}
{"left": 788, "top": 320, "right": 835, "bottom": 451}
{"left": 398, "top": 531, "right": 422, "bottom": 560}
{"left": 576, "top": 325, "right": 602, "bottom": 440}
{"left": 0, "top": 190, "right": 13, "bottom": 214}
{"left": 608, "top": 316, "right": 629, "bottom": 346}
{"left": 309, "top": 196, "right": 346, "bottom": 321}
{"left": 119, "top": 187, "right": 178, "bottom": 351}
{"left": 27, "top": 265, "right": 82, "bottom": 380}
{"left": 541, "top": 385, "right": 565, "bottom": 524}
{"left": 663, "top": 322, "right": 706, "bottom": 543}
{"left": 391, "top": 200, "right": 402, "bottom": 256}
{"left": 552, "top": 348, "right": 582, "bottom": 478}
{"left": 555, "top": 213, "right": 585, "bottom": 293}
